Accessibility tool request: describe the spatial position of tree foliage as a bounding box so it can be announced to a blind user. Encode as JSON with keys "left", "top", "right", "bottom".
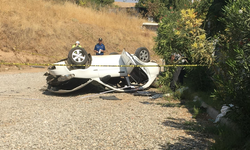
{"left": 153, "top": 0, "right": 250, "bottom": 146}
{"left": 136, "top": 0, "right": 193, "bottom": 21}
{"left": 50, "top": 0, "right": 114, "bottom": 6}
{"left": 153, "top": 7, "right": 179, "bottom": 59}
{"left": 154, "top": 8, "right": 214, "bottom": 64}
{"left": 166, "top": 0, "right": 192, "bottom": 10}
{"left": 93, "top": 0, "right": 114, "bottom": 6}
{"left": 206, "top": 0, "right": 229, "bottom": 36}
{"left": 194, "top": 0, "right": 213, "bottom": 21}
{"left": 213, "top": 0, "right": 250, "bottom": 137}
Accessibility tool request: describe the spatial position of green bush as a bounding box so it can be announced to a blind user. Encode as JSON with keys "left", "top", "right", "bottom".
{"left": 158, "top": 69, "right": 174, "bottom": 93}
{"left": 154, "top": 8, "right": 215, "bottom": 64}
{"left": 213, "top": 0, "right": 250, "bottom": 137}
{"left": 154, "top": 4, "right": 215, "bottom": 98}
{"left": 153, "top": 7, "right": 180, "bottom": 60}
{"left": 185, "top": 66, "right": 214, "bottom": 91}
{"left": 136, "top": 0, "right": 192, "bottom": 22}
{"left": 211, "top": 124, "right": 243, "bottom": 150}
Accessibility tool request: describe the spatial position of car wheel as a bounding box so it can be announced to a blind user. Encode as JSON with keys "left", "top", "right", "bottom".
{"left": 135, "top": 47, "right": 150, "bottom": 62}
{"left": 109, "top": 52, "right": 119, "bottom": 55}
{"left": 68, "top": 47, "right": 88, "bottom": 66}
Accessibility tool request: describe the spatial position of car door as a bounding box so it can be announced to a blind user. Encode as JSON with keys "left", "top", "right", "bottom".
{"left": 91, "top": 55, "right": 127, "bottom": 78}
{"left": 121, "top": 50, "right": 137, "bottom": 75}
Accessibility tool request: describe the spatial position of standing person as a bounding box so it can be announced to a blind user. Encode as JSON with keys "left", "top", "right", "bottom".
{"left": 170, "top": 53, "right": 187, "bottom": 92}
{"left": 72, "top": 41, "right": 82, "bottom": 48}
{"left": 94, "top": 38, "right": 105, "bottom": 55}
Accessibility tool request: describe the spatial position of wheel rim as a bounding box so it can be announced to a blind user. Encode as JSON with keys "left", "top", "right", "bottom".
{"left": 72, "top": 49, "right": 86, "bottom": 63}
{"left": 139, "top": 50, "right": 149, "bottom": 61}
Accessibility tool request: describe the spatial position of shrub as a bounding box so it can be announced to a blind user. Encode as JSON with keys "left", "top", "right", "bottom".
{"left": 185, "top": 66, "right": 214, "bottom": 91}
{"left": 154, "top": 6, "right": 215, "bottom": 93}
{"left": 154, "top": 8, "right": 215, "bottom": 65}
{"left": 213, "top": 0, "right": 250, "bottom": 137}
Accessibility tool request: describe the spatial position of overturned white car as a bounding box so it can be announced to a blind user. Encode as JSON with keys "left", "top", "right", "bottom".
{"left": 44, "top": 47, "right": 160, "bottom": 93}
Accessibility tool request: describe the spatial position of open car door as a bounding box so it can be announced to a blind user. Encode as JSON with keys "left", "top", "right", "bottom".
{"left": 121, "top": 50, "right": 137, "bottom": 74}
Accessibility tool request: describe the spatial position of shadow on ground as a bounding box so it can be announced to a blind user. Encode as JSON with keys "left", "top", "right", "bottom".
{"left": 42, "top": 81, "right": 109, "bottom": 97}
{"left": 159, "top": 116, "right": 215, "bottom": 149}
{"left": 42, "top": 81, "right": 160, "bottom": 98}
{"left": 138, "top": 95, "right": 215, "bottom": 149}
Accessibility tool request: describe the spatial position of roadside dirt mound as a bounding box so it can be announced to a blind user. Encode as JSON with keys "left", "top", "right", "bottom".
{"left": 0, "top": 0, "right": 159, "bottom": 71}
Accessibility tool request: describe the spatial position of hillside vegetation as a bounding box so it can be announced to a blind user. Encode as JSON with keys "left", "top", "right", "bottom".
{"left": 0, "top": 0, "right": 157, "bottom": 67}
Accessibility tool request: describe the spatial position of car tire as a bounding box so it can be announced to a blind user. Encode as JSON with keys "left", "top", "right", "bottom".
{"left": 135, "top": 47, "right": 150, "bottom": 62}
{"left": 109, "top": 52, "right": 119, "bottom": 55}
{"left": 68, "top": 47, "right": 88, "bottom": 66}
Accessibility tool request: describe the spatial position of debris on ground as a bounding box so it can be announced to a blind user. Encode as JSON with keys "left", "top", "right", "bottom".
{"left": 214, "top": 104, "right": 234, "bottom": 123}
{"left": 193, "top": 95, "right": 201, "bottom": 102}
{"left": 99, "top": 95, "right": 121, "bottom": 100}
{"left": 133, "top": 91, "right": 157, "bottom": 96}
{"left": 149, "top": 93, "right": 163, "bottom": 99}
{"left": 175, "top": 87, "right": 189, "bottom": 94}
{"left": 133, "top": 91, "right": 170, "bottom": 100}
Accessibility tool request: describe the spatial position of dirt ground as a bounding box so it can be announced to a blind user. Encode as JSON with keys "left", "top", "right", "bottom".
{"left": 0, "top": 65, "right": 47, "bottom": 74}
{"left": 0, "top": 68, "right": 215, "bottom": 149}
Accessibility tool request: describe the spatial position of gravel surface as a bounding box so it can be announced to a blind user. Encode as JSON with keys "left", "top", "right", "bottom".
{"left": 0, "top": 71, "right": 214, "bottom": 149}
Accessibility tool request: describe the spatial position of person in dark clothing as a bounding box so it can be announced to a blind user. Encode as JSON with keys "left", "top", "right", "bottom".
{"left": 94, "top": 38, "right": 105, "bottom": 55}
{"left": 170, "top": 53, "right": 187, "bottom": 92}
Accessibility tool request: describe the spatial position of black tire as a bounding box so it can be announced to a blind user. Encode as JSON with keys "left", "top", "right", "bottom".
{"left": 135, "top": 47, "right": 150, "bottom": 62}
{"left": 68, "top": 47, "right": 88, "bottom": 65}
{"left": 109, "top": 52, "right": 119, "bottom": 55}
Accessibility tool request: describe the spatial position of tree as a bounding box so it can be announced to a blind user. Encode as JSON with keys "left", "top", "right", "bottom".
{"left": 166, "top": 0, "right": 191, "bottom": 10}
{"left": 213, "top": 0, "right": 250, "bottom": 138}
{"left": 95, "top": 0, "right": 114, "bottom": 6}
{"left": 206, "top": 0, "right": 229, "bottom": 36}
{"left": 154, "top": 8, "right": 214, "bottom": 64}
{"left": 135, "top": 0, "right": 192, "bottom": 22}
{"left": 136, "top": 0, "right": 166, "bottom": 21}
{"left": 75, "top": 0, "right": 114, "bottom": 7}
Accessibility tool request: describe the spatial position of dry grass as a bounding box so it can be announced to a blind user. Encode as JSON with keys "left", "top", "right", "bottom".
{"left": 0, "top": 0, "right": 158, "bottom": 64}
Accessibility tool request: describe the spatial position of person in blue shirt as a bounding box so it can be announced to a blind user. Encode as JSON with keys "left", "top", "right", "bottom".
{"left": 94, "top": 38, "right": 105, "bottom": 55}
